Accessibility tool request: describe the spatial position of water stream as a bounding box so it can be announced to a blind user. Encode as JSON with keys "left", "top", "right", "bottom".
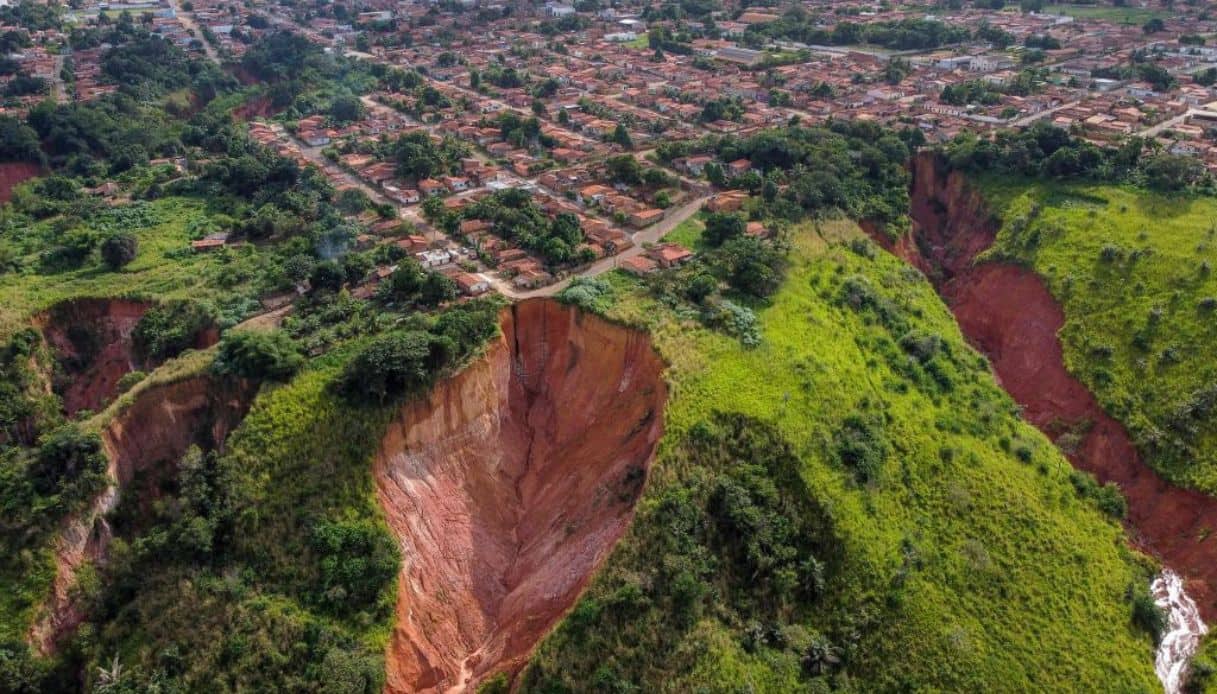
{"left": 1153, "top": 570, "right": 1208, "bottom": 694}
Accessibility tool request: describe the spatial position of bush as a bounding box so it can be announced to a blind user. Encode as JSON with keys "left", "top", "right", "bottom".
{"left": 99, "top": 233, "right": 138, "bottom": 270}
{"left": 335, "top": 330, "right": 453, "bottom": 404}
{"left": 29, "top": 425, "right": 107, "bottom": 501}
{"left": 1131, "top": 587, "right": 1166, "bottom": 643}
{"left": 310, "top": 518, "right": 398, "bottom": 613}
{"left": 133, "top": 301, "right": 216, "bottom": 363}
{"left": 212, "top": 330, "right": 304, "bottom": 381}
{"left": 833, "top": 413, "right": 888, "bottom": 485}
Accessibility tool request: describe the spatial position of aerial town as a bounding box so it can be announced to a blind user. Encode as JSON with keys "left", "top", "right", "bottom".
{"left": 2, "top": 0, "right": 1213, "bottom": 296}
{"left": 6, "top": 0, "right": 1217, "bottom": 691}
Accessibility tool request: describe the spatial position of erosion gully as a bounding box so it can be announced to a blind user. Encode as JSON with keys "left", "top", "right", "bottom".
{"left": 867, "top": 152, "right": 1212, "bottom": 692}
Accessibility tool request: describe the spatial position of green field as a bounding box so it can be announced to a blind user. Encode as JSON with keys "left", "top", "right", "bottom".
{"left": 0, "top": 195, "right": 272, "bottom": 335}
{"left": 526, "top": 220, "right": 1159, "bottom": 691}
{"left": 979, "top": 177, "right": 1217, "bottom": 495}
{"left": 661, "top": 212, "right": 706, "bottom": 250}
{"left": 1041, "top": 3, "right": 1170, "bottom": 24}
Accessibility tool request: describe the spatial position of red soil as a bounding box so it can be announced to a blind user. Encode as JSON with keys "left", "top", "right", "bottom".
{"left": 29, "top": 374, "right": 255, "bottom": 655}
{"left": 375, "top": 299, "right": 667, "bottom": 693}
{"left": 37, "top": 298, "right": 219, "bottom": 416}
{"left": 0, "top": 161, "right": 42, "bottom": 203}
{"left": 233, "top": 94, "right": 281, "bottom": 121}
{"left": 874, "top": 152, "right": 1217, "bottom": 620}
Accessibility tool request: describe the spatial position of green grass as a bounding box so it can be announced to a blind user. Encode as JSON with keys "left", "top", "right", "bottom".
{"left": 525, "top": 220, "right": 1160, "bottom": 691}
{"left": 978, "top": 177, "right": 1217, "bottom": 495}
{"left": 626, "top": 32, "right": 649, "bottom": 49}
{"left": 0, "top": 196, "right": 273, "bottom": 336}
{"left": 661, "top": 212, "right": 706, "bottom": 250}
{"left": 1041, "top": 3, "right": 1169, "bottom": 24}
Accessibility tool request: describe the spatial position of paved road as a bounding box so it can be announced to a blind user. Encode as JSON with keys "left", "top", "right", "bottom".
{"left": 490, "top": 194, "right": 708, "bottom": 299}
{"left": 1140, "top": 108, "right": 1217, "bottom": 138}
{"left": 1009, "top": 100, "right": 1081, "bottom": 128}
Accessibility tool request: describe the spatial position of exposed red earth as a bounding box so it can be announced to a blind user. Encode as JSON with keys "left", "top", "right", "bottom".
{"left": 871, "top": 152, "right": 1217, "bottom": 620}
{"left": 375, "top": 299, "right": 667, "bottom": 692}
{"left": 37, "top": 298, "right": 219, "bottom": 416}
{"left": 0, "top": 161, "right": 42, "bottom": 203}
{"left": 29, "top": 373, "right": 255, "bottom": 655}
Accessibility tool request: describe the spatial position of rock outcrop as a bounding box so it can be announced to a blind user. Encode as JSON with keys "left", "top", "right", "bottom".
{"left": 375, "top": 299, "right": 667, "bottom": 693}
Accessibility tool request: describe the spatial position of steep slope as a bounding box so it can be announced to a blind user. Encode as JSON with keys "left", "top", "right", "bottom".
{"left": 523, "top": 223, "right": 1160, "bottom": 692}
{"left": 28, "top": 366, "right": 255, "bottom": 655}
{"left": 872, "top": 153, "right": 1217, "bottom": 619}
{"left": 376, "top": 299, "right": 666, "bottom": 692}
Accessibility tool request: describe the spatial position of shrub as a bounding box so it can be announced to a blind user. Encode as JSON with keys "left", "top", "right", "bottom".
{"left": 310, "top": 518, "right": 398, "bottom": 613}
{"left": 133, "top": 301, "right": 216, "bottom": 363}
{"left": 99, "top": 233, "right": 138, "bottom": 270}
{"left": 115, "top": 370, "right": 146, "bottom": 394}
{"left": 29, "top": 425, "right": 107, "bottom": 502}
{"left": 833, "top": 413, "right": 889, "bottom": 485}
{"left": 212, "top": 330, "right": 304, "bottom": 381}
{"left": 1131, "top": 587, "right": 1166, "bottom": 643}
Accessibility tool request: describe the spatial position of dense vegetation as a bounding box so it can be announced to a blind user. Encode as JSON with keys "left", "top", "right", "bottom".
{"left": 659, "top": 122, "right": 917, "bottom": 229}
{"left": 946, "top": 122, "right": 1210, "bottom": 192}
{"left": 530, "top": 222, "right": 1160, "bottom": 691}
{"left": 748, "top": 13, "right": 972, "bottom": 50}
{"left": 977, "top": 177, "right": 1217, "bottom": 497}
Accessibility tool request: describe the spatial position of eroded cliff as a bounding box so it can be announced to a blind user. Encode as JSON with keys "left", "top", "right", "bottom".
{"left": 36, "top": 298, "right": 219, "bottom": 416}
{"left": 28, "top": 373, "right": 255, "bottom": 654}
{"left": 375, "top": 299, "right": 666, "bottom": 693}
{"left": 878, "top": 152, "right": 1217, "bottom": 619}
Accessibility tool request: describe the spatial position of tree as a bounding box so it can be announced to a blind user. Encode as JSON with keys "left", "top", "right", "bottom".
{"left": 212, "top": 330, "right": 303, "bottom": 381}
{"left": 612, "top": 123, "right": 633, "bottom": 150}
{"left": 606, "top": 154, "right": 642, "bottom": 184}
{"left": 283, "top": 254, "right": 316, "bottom": 284}
{"left": 418, "top": 272, "right": 457, "bottom": 307}
{"left": 531, "top": 98, "right": 546, "bottom": 117}
{"left": 100, "top": 233, "right": 137, "bottom": 270}
{"left": 336, "top": 330, "right": 451, "bottom": 404}
{"left": 329, "top": 94, "right": 366, "bottom": 124}
{"left": 309, "top": 260, "right": 346, "bottom": 293}
{"left": 1143, "top": 18, "right": 1165, "bottom": 33}
{"left": 703, "top": 212, "right": 745, "bottom": 246}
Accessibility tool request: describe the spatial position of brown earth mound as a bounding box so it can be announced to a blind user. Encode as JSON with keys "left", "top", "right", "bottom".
{"left": 0, "top": 161, "right": 42, "bottom": 203}
{"left": 871, "top": 151, "right": 1217, "bottom": 619}
{"left": 375, "top": 299, "right": 667, "bottom": 693}
{"left": 37, "top": 298, "right": 219, "bottom": 416}
{"left": 28, "top": 374, "right": 255, "bottom": 655}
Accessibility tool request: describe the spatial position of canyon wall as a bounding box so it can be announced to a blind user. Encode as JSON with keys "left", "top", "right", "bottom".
{"left": 28, "top": 373, "right": 255, "bottom": 655}
{"left": 375, "top": 299, "right": 667, "bottom": 693}
{"left": 878, "top": 151, "right": 1217, "bottom": 619}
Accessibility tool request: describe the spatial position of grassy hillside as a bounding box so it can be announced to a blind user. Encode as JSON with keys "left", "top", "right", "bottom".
{"left": 0, "top": 194, "right": 279, "bottom": 336}
{"left": 977, "top": 178, "right": 1217, "bottom": 496}
{"left": 525, "top": 221, "right": 1160, "bottom": 692}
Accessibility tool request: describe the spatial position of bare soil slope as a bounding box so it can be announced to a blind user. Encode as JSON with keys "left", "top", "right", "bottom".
{"left": 375, "top": 299, "right": 666, "bottom": 692}
{"left": 876, "top": 152, "right": 1217, "bottom": 618}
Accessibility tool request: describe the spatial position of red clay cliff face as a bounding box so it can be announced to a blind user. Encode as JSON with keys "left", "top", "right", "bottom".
{"left": 375, "top": 299, "right": 666, "bottom": 693}
{"left": 36, "top": 298, "right": 219, "bottom": 416}
{"left": 0, "top": 161, "right": 41, "bottom": 203}
{"left": 28, "top": 374, "right": 255, "bottom": 655}
{"left": 877, "top": 152, "right": 1217, "bottom": 619}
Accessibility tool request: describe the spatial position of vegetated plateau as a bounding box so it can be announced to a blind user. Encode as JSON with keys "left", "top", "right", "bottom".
{"left": 0, "top": 16, "right": 1212, "bottom": 694}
